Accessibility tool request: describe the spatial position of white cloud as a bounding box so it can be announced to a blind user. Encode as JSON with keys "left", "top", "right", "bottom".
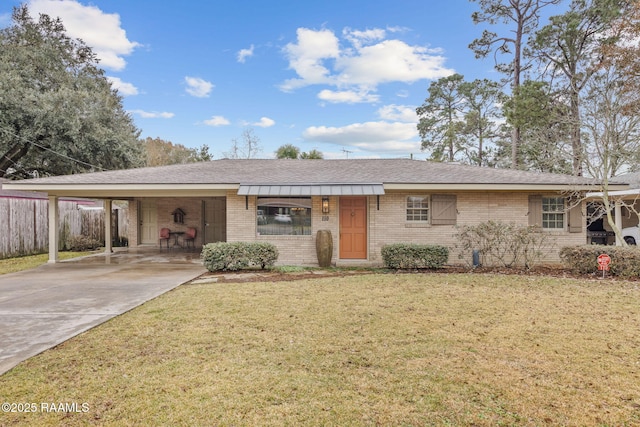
{"left": 237, "top": 44, "right": 254, "bottom": 63}
{"left": 280, "top": 28, "right": 340, "bottom": 91}
{"left": 204, "top": 116, "right": 231, "bottom": 126}
{"left": 130, "top": 110, "right": 174, "bottom": 119}
{"left": 342, "top": 27, "right": 386, "bottom": 49}
{"left": 28, "top": 0, "right": 139, "bottom": 71}
{"left": 302, "top": 121, "right": 419, "bottom": 153}
{"left": 184, "top": 76, "right": 214, "bottom": 98}
{"left": 252, "top": 117, "right": 275, "bottom": 128}
{"left": 318, "top": 89, "right": 379, "bottom": 104}
{"left": 280, "top": 27, "right": 454, "bottom": 103}
{"left": 107, "top": 77, "right": 138, "bottom": 96}
{"left": 337, "top": 40, "right": 451, "bottom": 86}
{"left": 377, "top": 105, "right": 418, "bottom": 123}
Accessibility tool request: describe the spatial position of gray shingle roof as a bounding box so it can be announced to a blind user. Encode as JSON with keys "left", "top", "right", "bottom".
{"left": 5, "top": 158, "right": 620, "bottom": 187}
{"left": 615, "top": 171, "right": 640, "bottom": 189}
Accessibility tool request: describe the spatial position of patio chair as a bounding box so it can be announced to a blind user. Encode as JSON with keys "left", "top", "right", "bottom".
{"left": 184, "top": 227, "right": 197, "bottom": 250}
{"left": 159, "top": 227, "right": 171, "bottom": 249}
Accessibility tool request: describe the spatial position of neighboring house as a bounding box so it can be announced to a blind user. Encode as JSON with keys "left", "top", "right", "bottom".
{"left": 3, "top": 159, "right": 627, "bottom": 265}
{"left": 587, "top": 171, "right": 640, "bottom": 245}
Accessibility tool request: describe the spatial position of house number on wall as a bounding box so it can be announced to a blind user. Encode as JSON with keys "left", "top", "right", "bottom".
{"left": 322, "top": 215, "right": 329, "bottom": 221}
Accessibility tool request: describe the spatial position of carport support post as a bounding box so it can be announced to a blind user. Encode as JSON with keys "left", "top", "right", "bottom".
{"left": 48, "top": 195, "right": 59, "bottom": 263}
{"left": 105, "top": 199, "right": 113, "bottom": 254}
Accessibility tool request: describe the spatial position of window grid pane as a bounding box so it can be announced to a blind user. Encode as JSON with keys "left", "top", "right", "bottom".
{"left": 406, "top": 196, "right": 429, "bottom": 222}
{"left": 542, "top": 197, "right": 564, "bottom": 229}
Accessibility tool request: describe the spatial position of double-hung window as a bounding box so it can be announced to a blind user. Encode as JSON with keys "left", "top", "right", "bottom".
{"left": 542, "top": 197, "right": 565, "bottom": 230}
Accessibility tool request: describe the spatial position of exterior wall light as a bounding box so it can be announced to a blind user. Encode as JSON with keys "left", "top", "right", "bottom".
{"left": 322, "top": 197, "right": 330, "bottom": 214}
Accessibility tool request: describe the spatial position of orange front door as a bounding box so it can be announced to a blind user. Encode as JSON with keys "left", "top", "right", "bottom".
{"left": 340, "top": 197, "right": 367, "bottom": 259}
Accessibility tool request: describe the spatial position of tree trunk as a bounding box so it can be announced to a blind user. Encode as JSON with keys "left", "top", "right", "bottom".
{"left": 570, "top": 91, "right": 583, "bottom": 176}
{"left": 0, "top": 142, "right": 31, "bottom": 178}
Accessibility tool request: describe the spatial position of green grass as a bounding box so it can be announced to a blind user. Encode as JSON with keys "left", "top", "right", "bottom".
{"left": 271, "top": 265, "right": 309, "bottom": 273}
{"left": 1, "top": 273, "right": 640, "bottom": 425}
{"left": 0, "top": 251, "right": 94, "bottom": 275}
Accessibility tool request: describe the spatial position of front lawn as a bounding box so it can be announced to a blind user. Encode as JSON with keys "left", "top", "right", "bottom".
{"left": 1, "top": 273, "right": 639, "bottom": 425}
{"left": 0, "top": 251, "right": 94, "bottom": 275}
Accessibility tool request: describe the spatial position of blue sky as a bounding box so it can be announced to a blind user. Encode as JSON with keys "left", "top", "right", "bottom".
{"left": 2, "top": 0, "right": 514, "bottom": 159}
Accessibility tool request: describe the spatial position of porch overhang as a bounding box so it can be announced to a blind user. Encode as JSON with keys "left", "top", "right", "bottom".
{"left": 0, "top": 183, "right": 237, "bottom": 198}
{"left": 586, "top": 188, "right": 640, "bottom": 200}
{"left": 237, "top": 184, "right": 385, "bottom": 196}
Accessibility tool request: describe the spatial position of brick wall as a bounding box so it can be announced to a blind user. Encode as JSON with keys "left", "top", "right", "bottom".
{"left": 226, "top": 193, "right": 339, "bottom": 266}
{"left": 370, "top": 191, "right": 585, "bottom": 266}
{"left": 129, "top": 197, "right": 204, "bottom": 248}
{"left": 129, "top": 191, "right": 587, "bottom": 266}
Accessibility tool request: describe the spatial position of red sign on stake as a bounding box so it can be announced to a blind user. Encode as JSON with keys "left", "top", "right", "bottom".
{"left": 597, "top": 254, "right": 611, "bottom": 278}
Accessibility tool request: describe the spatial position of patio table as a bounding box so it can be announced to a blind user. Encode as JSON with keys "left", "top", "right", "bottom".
{"left": 169, "top": 231, "right": 185, "bottom": 248}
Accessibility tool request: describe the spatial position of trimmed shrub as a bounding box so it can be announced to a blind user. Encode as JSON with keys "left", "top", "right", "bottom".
{"left": 201, "top": 242, "right": 279, "bottom": 271}
{"left": 67, "top": 235, "right": 102, "bottom": 251}
{"left": 249, "top": 242, "right": 279, "bottom": 269}
{"left": 381, "top": 243, "right": 449, "bottom": 269}
{"left": 455, "top": 220, "right": 555, "bottom": 269}
{"left": 559, "top": 245, "right": 640, "bottom": 278}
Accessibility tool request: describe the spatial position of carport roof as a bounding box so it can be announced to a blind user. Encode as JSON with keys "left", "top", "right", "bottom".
{"left": 2, "top": 158, "right": 627, "bottom": 197}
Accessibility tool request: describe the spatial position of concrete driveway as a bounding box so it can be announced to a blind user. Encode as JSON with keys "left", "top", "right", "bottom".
{"left": 0, "top": 250, "right": 206, "bottom": 375}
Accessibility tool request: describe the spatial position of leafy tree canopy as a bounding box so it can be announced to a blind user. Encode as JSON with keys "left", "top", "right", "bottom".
{"left": 275, "top": 144, "right": 324, "bottom": 159}
{"left": 141, "top": 137, "right": 212, "bottom": 166}
{"left": 300, "top": 149, "right": 324, "bottom": 159}
{"left": 0, "top": 5, "right": 143, "bottom": 179}
{"left": 275, "top": 144, "right": 300, "bottom": 159}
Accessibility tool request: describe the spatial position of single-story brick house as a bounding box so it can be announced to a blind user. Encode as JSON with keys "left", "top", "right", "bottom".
{"left": 3, "top": 159, "right": 627, "bottom": 265}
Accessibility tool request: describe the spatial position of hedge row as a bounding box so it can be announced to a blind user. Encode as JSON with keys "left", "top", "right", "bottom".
{"left": 381, "top": 243, "right": 449, "bottom": 269}
{"left": 68, "top": 235, "right": 102, "bottom": 251}
{"left": 559, "top": 245, "right": 640, "bottom": 278}
{"left": 201, "top": 242, "right": 279, "bottom": 271}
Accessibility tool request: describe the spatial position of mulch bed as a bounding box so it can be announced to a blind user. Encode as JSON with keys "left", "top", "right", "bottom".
{"left": 194, "top": 265, "right": 629, "bottom": 284}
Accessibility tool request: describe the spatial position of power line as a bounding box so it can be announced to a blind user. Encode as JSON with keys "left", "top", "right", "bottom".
{"left": 0, "top": 126, "right": 107, "bottom": 172}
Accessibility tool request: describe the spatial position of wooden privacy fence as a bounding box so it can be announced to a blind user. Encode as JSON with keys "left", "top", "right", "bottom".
{"left": 0, "top": 198, "right": 129, "bottom": 259}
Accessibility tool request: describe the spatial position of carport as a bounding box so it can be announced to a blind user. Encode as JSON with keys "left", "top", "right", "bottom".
{"left": 587, "top": 188, "right": 640, "bottom": 245}
{"left": 3, "top": 165, "right": 234, "bottom": 263}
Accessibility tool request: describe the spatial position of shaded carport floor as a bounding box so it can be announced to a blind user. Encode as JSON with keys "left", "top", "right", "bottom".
{"left": 0, "top": 249, "right": 206, "bottom": 375}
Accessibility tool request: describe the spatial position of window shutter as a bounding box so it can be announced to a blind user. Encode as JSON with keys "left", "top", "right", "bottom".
{"left": 431, "top": 194, "right": 457, "bottom": 225}
{"left": 528, "top": 195, "right": 542, "bottom": 227}
{"left": 568, "top": 199, "right": 583, "bottom": 233}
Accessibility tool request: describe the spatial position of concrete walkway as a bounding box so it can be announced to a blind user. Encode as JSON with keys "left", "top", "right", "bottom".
{"left": 0, "top": 250, "right": 206, "bottom": 375}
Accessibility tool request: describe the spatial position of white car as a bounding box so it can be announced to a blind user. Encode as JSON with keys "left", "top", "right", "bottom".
{"left": 622, "top": 225, "right": 639, "bottom": 245}
{"left": 274, "top": 213, "right": 292, "bottom": 223}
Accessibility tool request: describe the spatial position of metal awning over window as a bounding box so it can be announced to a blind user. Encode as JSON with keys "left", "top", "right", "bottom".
{"left": 237, "top": 184, "right": 385, "bottom": 196}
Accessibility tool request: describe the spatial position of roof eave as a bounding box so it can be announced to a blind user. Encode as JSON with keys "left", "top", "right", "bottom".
{"left": 1, "top": 183, "right": 238, "bottom": 198}
{"left": 383, "top": 183, "right": 621, "bottom": 191}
